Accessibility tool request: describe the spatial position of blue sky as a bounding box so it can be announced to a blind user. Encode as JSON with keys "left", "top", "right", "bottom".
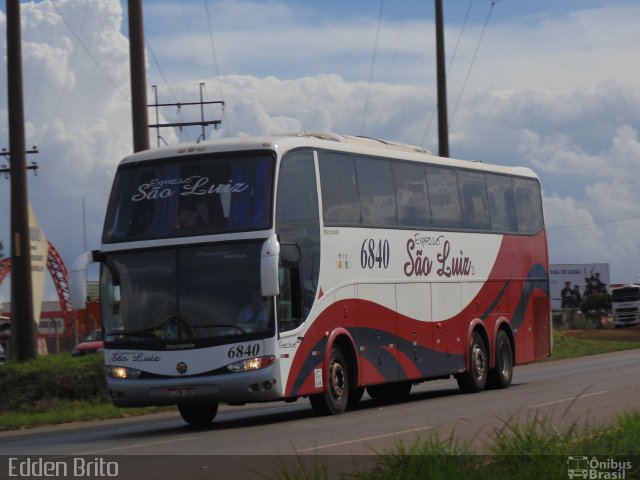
{"left": 1, "top": 0, "right": 640, "bottom": 306}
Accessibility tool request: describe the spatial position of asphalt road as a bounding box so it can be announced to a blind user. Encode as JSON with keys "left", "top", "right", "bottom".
{"left": 1, "top": 349, "right": 638, "bottom": 479}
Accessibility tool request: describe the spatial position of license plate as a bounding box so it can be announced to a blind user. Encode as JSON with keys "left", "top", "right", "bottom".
{"left": 168, "top": 387, "right": 195, "bottom": 398}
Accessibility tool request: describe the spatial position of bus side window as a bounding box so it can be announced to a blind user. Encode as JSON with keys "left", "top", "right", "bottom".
{"left": 486, "top": 174, "right": 518, "bottom": 233}
{"left": 513, "top": 178, "right": 544, "bottom": 235}
{"left": 426, "top": 166, "right": 462, "bottom": 229}
{"left": 356, "top": 157, "right": 398, "bottom": 227}
{"left": 458, "top": 171, "right": 491, "bottom": 230}
{"left": 318, "top": 153, "right": 361, "bottom": 225}
{"left": 392, "top": 162, "right": 431, "bottom": 228}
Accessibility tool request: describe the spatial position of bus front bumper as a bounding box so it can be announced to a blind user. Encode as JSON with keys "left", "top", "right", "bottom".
{"left": 106, "top": 364, "right": 282, "bottom": 407}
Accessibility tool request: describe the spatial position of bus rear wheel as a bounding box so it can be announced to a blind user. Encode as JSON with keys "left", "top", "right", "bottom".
{"left": 456, "top": 332, "right": 488, "bottom": 393}
{"left": 178, "top": 402, "right": 219, "bottom": 427}
{"left": 310, "top": 346, "right": 349, "bottom": 415}
{"left": 487, "top": 330, "right": 513, "bottom": 389}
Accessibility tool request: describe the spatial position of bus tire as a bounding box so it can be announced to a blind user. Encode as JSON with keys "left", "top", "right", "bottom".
{"left": 178, "top": 402, "right": 219, "bottom": 427}
{"left": 309, "top": 346, "right": 349, "bottom": 415}
{"left": 487, "top": 330, "right": 513, "bottom": 389}
{"left": 456, "top": 332, "right": 488, "bottom": 393}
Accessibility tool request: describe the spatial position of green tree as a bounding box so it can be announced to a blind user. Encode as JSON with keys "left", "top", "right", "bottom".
{"left": 580, "top": 293, "right": 611, "bottom": 326}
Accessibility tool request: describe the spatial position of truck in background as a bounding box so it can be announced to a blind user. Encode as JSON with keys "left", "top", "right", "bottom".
{"left": 610, "top": 282, "right": 640, "bottom": 327}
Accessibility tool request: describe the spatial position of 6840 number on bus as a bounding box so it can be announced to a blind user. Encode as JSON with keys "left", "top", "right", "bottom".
{"left": 228, "top": 343, "right": 260, "bottom": 359}
{"left": 360, "top": 238, "right": 390, "bottom": 269}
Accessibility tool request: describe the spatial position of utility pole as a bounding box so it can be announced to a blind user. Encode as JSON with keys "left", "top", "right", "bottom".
{"left": 128, "top": 0, "right": 149, "bottom": 152}
{"left": 434, "top": 0, "right": 450, "bottom": 158}
{"left": 6, "top": 0, "right": 37, "bottom": 360}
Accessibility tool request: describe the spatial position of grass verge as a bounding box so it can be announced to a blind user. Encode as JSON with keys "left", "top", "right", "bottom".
{"left": 0, "top": 401, "right": 171, "bottom": 431}
{"left": 276, "top": 411, "right": 640, "bottom": 479}
{"left": 548, "top": 328, "right": 640, "bottom": 360}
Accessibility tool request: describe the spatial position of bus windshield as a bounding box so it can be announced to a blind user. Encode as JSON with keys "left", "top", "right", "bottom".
{"left": 100, "top": 241, "right": 274, "bottom": 346}
{"left": 103, "top": 153, "right": 274, "bottom": 243}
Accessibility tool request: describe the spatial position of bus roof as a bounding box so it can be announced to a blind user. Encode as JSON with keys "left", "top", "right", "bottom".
{"left": 119, "top": 132, "right": 538, "bottom": 179}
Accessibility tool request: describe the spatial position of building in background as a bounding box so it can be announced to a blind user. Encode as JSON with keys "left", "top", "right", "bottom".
{"left": 0, "top": 282, "right": 100, "bottom": 355}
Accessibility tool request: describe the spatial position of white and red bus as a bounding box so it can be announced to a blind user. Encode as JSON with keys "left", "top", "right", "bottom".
{"left": 70, "top": 132, "right": 551, "bottom": 426}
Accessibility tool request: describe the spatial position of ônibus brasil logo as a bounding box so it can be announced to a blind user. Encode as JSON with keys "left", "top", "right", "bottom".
{"left": 567, "top": 456, "right": 632, "bottom": 479}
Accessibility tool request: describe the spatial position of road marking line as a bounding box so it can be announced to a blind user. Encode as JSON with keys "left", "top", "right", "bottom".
{"left": 529, "top": 390, "right": 610, "bottom": 409}
{"left": 75, "top": 436, "right": 198, "bottom": 455}
{"left": 296, "top": 425, "right": 434, "bottom": 453}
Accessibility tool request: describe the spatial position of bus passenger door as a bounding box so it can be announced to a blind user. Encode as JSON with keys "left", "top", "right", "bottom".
{"left": 533, "top": 294, "right": 551, "bottom": 359}
{"left": 356, "top": 283, "right": 399, "bottom": 385}
{"left": 396, "top": 283, "right": 432, "bottom": 381}
{"left": 431, "top": 282, "right": 465, "bottom": 376}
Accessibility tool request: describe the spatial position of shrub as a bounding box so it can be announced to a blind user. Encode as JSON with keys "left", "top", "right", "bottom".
{"left": 0, "top": 353, "right": 108, "bottom": 413}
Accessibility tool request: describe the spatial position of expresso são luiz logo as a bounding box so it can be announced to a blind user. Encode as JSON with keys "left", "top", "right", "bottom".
{"left": 176, "top": 361, "right": 188, "bottom": 374}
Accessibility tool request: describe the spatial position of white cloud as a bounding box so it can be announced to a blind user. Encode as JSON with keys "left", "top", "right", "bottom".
{"left": 518, "top": 129, "right": 606, "bottom": 175}
{"left": 544, "top": 194, "right": 608, "bottom": 261}
{"left": 540, "top": 125, "right": 640, "bottom": 283}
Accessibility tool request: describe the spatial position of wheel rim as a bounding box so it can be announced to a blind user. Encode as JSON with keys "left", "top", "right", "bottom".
{"left": 471, "top": 344, "right": 487, "bottom": 382}
{"left": 329, "top": 360, "right": 346, "bottom": 400}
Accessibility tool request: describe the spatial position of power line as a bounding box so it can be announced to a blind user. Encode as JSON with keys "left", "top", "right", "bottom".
{"left": 204, "top": 0, "right": 227, "bottom": 135}
{"left": 548, "top": 215, "right": 640, "bottom": 231}
{"left": 449, "top": 0, "right": 500, "bottom": 127}
{"left": 35, "top": 0, "right": 90, "bottom": 146}
{"left": 51, "top": 1, "right": 129, "bottom": 102}
{"left": 180, "top": 0, "right": 206, "bottom": 80}
{"left": 382, "top": 0, "right": 408, "bottom": 85}
{"left": 360, "top": 0, "right": 385, "bottom": 136}
{"left": 446, "top": 0, "right": 474, "bottom": 79}
{"left": 204, "top": 0, "right": 226, "bottom": 103}
{"left": 145, "top": 38, "right": 179, "bottom": 104}
{"left": 26, "top": 3, "right": 59, "bottom": 118}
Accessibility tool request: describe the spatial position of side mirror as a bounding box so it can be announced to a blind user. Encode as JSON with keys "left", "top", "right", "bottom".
{"left": 69, "top": 251, "right": 97, "bottom": 310}
{"left": 260, "top": 234, "right": 280, "bottom": 297}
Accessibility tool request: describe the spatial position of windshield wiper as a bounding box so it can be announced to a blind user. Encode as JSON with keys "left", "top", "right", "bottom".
{"left": 190, "top": 324, "right": 248, "bottom": 335}
{"left": 107, "top": 329, "right": 158, "bottom": 339}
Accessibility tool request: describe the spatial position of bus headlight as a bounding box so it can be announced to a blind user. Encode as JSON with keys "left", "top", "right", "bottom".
{"left": 227, "top": 356, "right": 276, "bottom": 373}
{"left": 106, "top": 365, "right": 142, "bottom": 379}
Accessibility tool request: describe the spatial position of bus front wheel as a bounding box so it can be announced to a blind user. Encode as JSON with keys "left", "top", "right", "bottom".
{"left": 178, "top": 402, "right": 219, "bottom": 427}
{"left": 310, "top": 346, "right": 349, "bottom": 415}
{"left": 456, "top": 332, "right": 488, "bottom": 394}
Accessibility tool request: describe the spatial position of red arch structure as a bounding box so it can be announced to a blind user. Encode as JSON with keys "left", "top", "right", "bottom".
{"left": 0, "top": 241, "right": 78, "bottom": 336}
